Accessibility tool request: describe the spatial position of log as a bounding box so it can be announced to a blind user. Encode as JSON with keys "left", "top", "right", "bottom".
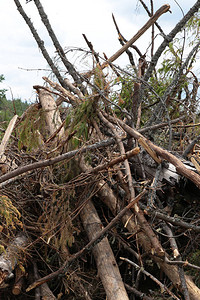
{"left": 0, "top": 115, "right": 18, "bottom": 174}
{"left": 12, "top": 265, "right": 25, "bottom": 295}
{"left": 80, "top": 200, "right": 129, "bottom": 300}
{"left": 0, "top": 233, "right": 28, "bottom": 286}
{"left": 0, "top": 115, "right": 18, "bottom": 158}
{"left": 37, "top": 88, "right": 64, "bottom": 138}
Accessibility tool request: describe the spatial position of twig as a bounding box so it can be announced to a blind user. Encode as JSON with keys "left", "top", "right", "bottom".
{"left": 165, "top": 257, "right": 200, "bottom": 271}
{"left": 150, "top": 0, "right": 155, "bottom": 57}
{"left": 124, "top": 283, "right": 153, "bottom": 300}
{"left": 162, "top": 224, "right": 190, "bottom": 300}
{"left": 140, "top": 204, "right": 200, "bottom": 233}
{"left": 139, "top": 116, "right": 185, "bottom": 134}
{"left": 26, "top": 190, "right": 146, "bottom": 292}
{"left": 121, "top": 257, "right": 180, "bottom": 300}
{"left": 144, "top": 1, "right": 200, "bottom": 82}
{"left": 0, "top": 137, "right": 117, "bottom": 184}
{"left": 82, "top": 34, "right": 100, "bottom": 64}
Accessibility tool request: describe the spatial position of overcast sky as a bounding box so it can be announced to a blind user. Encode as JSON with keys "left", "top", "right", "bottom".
{"left": 0, "top": 0, "right": 198, "bottom": 102}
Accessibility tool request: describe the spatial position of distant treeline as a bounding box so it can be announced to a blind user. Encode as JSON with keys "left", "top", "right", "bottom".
{"left": 0, "top": 96, "right": 29, "bottom": 122}
{"left": 0, "top": 74, "right": 29, "bottom": 122}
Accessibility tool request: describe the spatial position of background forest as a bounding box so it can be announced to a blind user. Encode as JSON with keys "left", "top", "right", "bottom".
{"left": 0, "top": 75, "right": 29, "bottom": 122}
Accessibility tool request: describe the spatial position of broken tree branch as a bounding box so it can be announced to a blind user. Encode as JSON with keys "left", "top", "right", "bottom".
{"left": 84, "top": 4, "right": 170, "bottom": 77}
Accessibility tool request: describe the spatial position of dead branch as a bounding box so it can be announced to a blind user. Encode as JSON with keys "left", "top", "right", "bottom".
{"left": 139, "top": 116, "right": 185, "bottom": 134}
{"left": 162, "top": 224, "right": 190, "bottom": 299}
{"left": 0, "top": 115, "right": 18, "bottom": 174}
{"left": 33, "top": 0, "right": 84, "bottom": 91}
{"left": 141, "top": 206, "right": 200, "bottom": 233}
{"left": 26, "top": 190, "right": 146, "bottom": 292}
{"left": 33, "top": 262, "right": 56, "bottom": 300}
{"left": 0, "top": 115, "right": 18, "bottom": 158}
{"left": 82, "top": 34, "right": 100, "bottom": 64}
{"left": 138, "top": 0, "right": 166, "bottom": 36}
{"left": 84, "top": 4, "right": 170, "bottom": 77}
{"left": 165, "top": 257, "right": 200, "bottom": 271}
{"left": 13, "top": 0, "right": 67, "bottom": 89}
{"left": 102, "top": 4, "right": 170, "bottom": 66}
{"left": 120, "top": 257, "right": 180, "bottom": 300}
{"left": 42, "top": 76, "right": 81, "bottom": 105}
{"left": 112, "top": 13, "right": 136, "bottom": 66}
{"left": 124, "top": 283, "right": 153, "bottom": 300}
{"left": 12, "top": 265, "right": 25, "bottom": 295}
{"left": 0, "top": 137, "right": 117, "bottom": 184}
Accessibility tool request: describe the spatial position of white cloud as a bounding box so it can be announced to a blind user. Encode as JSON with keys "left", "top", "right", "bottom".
{"left": 0, "top": 0, "right": 197, "bottom": 101}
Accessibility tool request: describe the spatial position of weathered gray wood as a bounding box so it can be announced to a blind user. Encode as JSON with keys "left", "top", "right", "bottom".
{"left": 0, "top": 233, "right": 28, "bottom": 286}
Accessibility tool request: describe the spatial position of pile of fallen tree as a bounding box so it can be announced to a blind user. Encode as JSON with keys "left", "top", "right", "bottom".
{"left": 1, "top": 0, "right": 200, "bottom": 299}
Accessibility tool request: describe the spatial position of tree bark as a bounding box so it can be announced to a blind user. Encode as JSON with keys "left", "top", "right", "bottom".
{"left": 80, "top": 200, "right": 129, "bottom": 300}
{"left": 38, "top": 88, "right": 64, "bottom": 138}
